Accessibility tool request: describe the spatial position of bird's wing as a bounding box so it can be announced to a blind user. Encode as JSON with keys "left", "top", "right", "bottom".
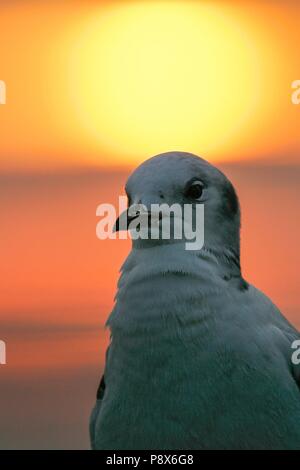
{"left": 251, "top": 286, "right": 300, "bottom": 390}
{"left": 89, "top": 375, "right": 105, "bottom": 449}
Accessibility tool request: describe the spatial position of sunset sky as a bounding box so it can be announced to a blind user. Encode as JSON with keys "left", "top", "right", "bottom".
{"left": 0, "top": 0, "right": 299, "bottom": 170}
{"left": 0, "top": 0, "right": 299, "bottom": 449}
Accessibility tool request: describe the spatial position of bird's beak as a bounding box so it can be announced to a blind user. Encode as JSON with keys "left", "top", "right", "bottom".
{"left": 113, "top": 204, "right": 150, "bottom": 232}
{"left": 113, "top": 209, "right": 129, "bottom": 232}
{"left": 113, "top": 209, "right": 138, "bottom": 232}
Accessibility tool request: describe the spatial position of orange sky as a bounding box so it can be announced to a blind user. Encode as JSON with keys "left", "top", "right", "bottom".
{"left": 1, "top": 164, "right": 299, "bottom": 361}
{"left": 0, "top": 0, "right": 299, "bottom": 171}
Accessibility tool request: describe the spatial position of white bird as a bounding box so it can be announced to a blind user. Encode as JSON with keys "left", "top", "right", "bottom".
{"left": 90, "top": 151, "right": 300, "bottom": 450}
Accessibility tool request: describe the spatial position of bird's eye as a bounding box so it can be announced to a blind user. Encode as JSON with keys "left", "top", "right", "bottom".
{"left": 185, "top": 181, "right": 204, "bottom": 200}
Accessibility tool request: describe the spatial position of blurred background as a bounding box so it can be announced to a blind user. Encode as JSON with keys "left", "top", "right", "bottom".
{"left": 0, "top": 0, "right": 299, "bottom": 449}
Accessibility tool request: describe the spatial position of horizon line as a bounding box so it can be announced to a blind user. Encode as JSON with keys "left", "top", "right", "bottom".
{"left": 0, "top": 156, "right": 299, "bottom": 177}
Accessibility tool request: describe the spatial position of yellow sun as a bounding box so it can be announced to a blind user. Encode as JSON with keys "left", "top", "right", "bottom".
{"left": 61, "top": 2, "right": 262, "bottom": 165}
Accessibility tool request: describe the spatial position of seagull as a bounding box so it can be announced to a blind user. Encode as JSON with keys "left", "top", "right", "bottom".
{"left": 90, "top": 151, "right": 300, "bottom": 450}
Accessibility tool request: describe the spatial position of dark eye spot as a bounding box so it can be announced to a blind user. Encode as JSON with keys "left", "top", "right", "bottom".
{"left": 185, "top": 181, "right": 204, "bottom": 200}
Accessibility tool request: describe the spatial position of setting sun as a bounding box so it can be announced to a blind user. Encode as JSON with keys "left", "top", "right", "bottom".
{"left": 0, "top": 1, "right": 298, "bottom": 170}
{"left": 63, "top": 3, "right": 261, "bottom": 164}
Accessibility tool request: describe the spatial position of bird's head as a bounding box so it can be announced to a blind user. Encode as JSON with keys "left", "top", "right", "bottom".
{"left": 115, "top": 151, "right": 240, "bottom": 259}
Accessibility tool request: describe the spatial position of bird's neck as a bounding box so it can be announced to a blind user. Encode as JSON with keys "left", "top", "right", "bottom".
{"left": 126, "top": 241, "right": 241, "bottom": 278}
{"left": 107, "top": 243, "right": 243, "bottom": 333}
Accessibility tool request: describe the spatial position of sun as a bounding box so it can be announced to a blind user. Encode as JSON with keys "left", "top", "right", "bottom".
{"left": 61, "top": 2, "right": 262, "bottom": 165}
